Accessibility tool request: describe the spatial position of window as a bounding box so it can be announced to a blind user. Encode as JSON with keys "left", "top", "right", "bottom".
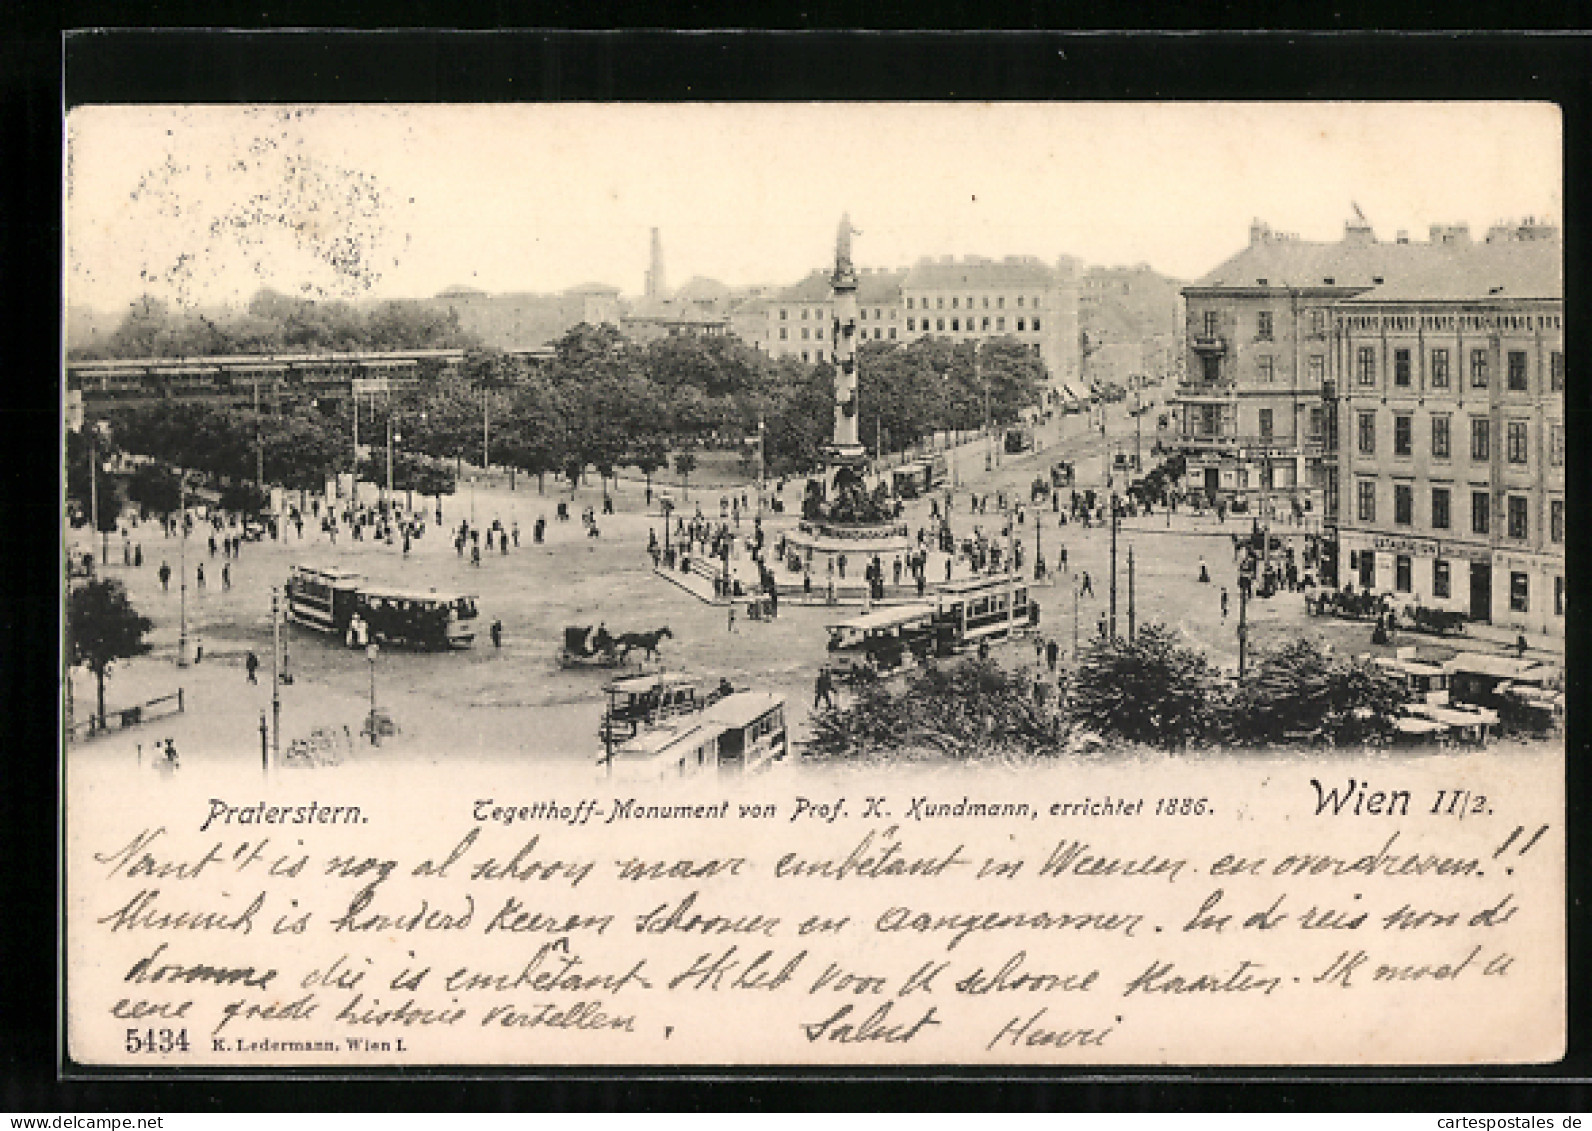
{"left": 1203, "top": 310, "right": 1217, "bottom": 336}
{"left": 1395, "top": 554, "right": 1412, "bottom": 592}
{"left": 1432, "top": 487, "right": 1450, "bottom": 530}
{"left": 801, "top": 308, "right": 809, "bottom": 320}
{"left": 1431, "top": 348, "right": 1450, "bottom": 388}
{"left": 1357, "top": 346, "right": 1376, "bottom": 385}
{"left": 1394, "top": 414, "right": 1412, "bottom": 456}
{"left": 982, "top": 296, "right": 990, "bottom": 309}
{"left": 1472, "top": 491, "right": 1490, "bottom": 535}
{"left": 1433, "top": 559, "right": 1451, "bottom": 599}
{"left": 1308, "top": 406, "right": 1323, "bottom": 438}
{"left": 1257, "top": 311, "right": 1274, "bottom": 340}
{"left": 1551, "top": 499, "right": 1564, "bottom": 544}
{"left": 1555, "top": 576, "right": 1564, "bottom": 616}
{"left": 936, "top": 318, "right": 945, "bottom": 332}
{"left": 1427, "top": 415, "right": 1450, "bottom": 459}
{"left": 1258, "top": 357, "right": 1274, "bottom": 383}
{"left": 801, "top": 351, "right": 809, "bottom": 362}
{"left": 1395, "top": 484, "right": 1413, "bottom": 526}
{"left": 1508, "top": 496, "right": 1529, "bottom": 540}
{"left": 906, "top": 318, "right": 915, "bottom": 332}
{"left": 1394, "top": 349, "right": 1412, "bottom": 387}
{"left": 816, "top": 327, "right": 824, "bottom": 340}
{"left": 889, "top": 328, "right": 897, "bottom": 340}
{"left": 1510, "top": 572, "right": 1529, "bottom": 614}
{"left": 996, "top": 317, "right": 1005, "bottom": 331}
{"left": 981, "top": 317, "right": 990, "bottom": 331}
{"left": 1470, "top": 348, "right": 1489, "bottom": 387}
{"left": 1017, "top": 296, "right": 1025, "bottom": 308}
{"left": 1471, "top": 418, "right": 1490, "bottom": 461}
{"left": 1357, "top": 480, "right": 1376, "bottom": 522}
{"left": 1551, "top": 423, "right": 1564, "bottom": 467}
{"left": 936, "top": 297, "right": 944, "bottom": 309}
{"left": 1032, "top": 318, "right": 1042, "bottom": 332}
{"left": 1310, "top": 309, "right": 1326, "bottom": 334}
{"left": 998, "top": 297, "right": 1006, "bottom": 310}
{"left": 815, "top": 349, "right": 824, "bottom": 361}
{"left": 1259, "top": 408, "right": 1273, "bottom": 439}
{"left": 1016, "top": 318, "right": 1026, "bottom": 332}
{"left": 1507, "top": 350, "right": 1528, "bottom": 391}
{"left": 951, "top": 319, "right": 959, "bottom": 332}
{"left": 1358, "top": 549, "right": 1375, "bottom": 589}
{"left": 951, "top": 297, "right": 959, "bottom": 309}
{"left": 801, "top": 327, "right": 810, "bottom": 340}
{"left": 1551, "top": 351, "right": 1564, "bottom": 391}
{"left": 778, "top": 327, "right": 787, "bottom": 341}
{"left": 1507, "top": 421, "right": 1529, "bottom": 464}
{"left": 1308, "top": 355, "right": 1325, "bottom": 384}
{"left": 779, "top": 308, "right": 788, "bottom": 320}
{"left": 1357, "top": 411, "right": 1376, "bottom": 455}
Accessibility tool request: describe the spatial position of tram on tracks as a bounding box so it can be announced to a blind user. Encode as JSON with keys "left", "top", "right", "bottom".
{"left": 600, "top": 691, "right": 789, "bottom": 781}
{"left": 285, "top": 564, "right": 479, "bottom": 650}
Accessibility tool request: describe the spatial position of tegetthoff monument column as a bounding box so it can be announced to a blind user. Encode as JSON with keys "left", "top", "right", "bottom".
{"left": 825, "top": 213, "right": 868, "bottom": 468}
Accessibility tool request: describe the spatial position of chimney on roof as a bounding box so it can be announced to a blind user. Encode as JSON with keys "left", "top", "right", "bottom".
{"left": 1249, "top": 219, "right": 1272, "bottom": 245}
{"left": 1396, "top": 230, "right": 1409, "bottom": 244}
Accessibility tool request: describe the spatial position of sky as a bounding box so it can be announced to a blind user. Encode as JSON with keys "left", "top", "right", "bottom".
{"left": 65, "top": 102, "right": 1562, "bottom": 314}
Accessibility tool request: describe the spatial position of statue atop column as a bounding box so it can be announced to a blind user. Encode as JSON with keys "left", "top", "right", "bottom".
{"left": 834, "top": 213, "right": 860, "bottom": 283}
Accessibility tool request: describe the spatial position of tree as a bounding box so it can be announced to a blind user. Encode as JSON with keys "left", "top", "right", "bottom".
{"left": 67, "top": 578, "right": 153, "bottom": 729}
{"left": 673, "top": 450, "right": 698, "bottom": 499}
{"left": 631, "top": 435, "right": 670, "bottom": 501}
{"left": 1229, "top": 639, "right": 1410, "bottom": 747}
{"left": 1067, "top": 624, "right": 1228, "bottom": 749}
{"left": 65, "top": 430, "right": 95, "bottom": 521}
{"left": 125, "top": 464, "right": 183, "bottom": 518}
{"left": 219, "top": 481, "right": 270, "bottom": 517}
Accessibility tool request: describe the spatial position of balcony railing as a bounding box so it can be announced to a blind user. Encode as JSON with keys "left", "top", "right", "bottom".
{"left": 1191, "top": 335, "right": 1229, "bottom": 354}
{"left": 1173, "top": 380, "right": 1236, "bottom": 400}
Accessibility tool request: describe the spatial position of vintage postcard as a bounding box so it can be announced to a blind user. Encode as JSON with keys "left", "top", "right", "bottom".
{"left": 62, "top": 102, "right": 1565, "bottom": 1067}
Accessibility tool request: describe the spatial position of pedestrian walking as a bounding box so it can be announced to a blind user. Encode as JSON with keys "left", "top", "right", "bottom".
{"left": 803, "top": 570, "right": 813, "bottom": 601}
{"left": 158, "top": 561, "right": 171, "bottom": 591}
{"left": 222, "top": 562, "right": 231, "bottom": 590}
{"left": 1080, "top": 571, "right": 1093, "bottom": 597}
{"left": 511, "top": 522, "right": 520, "bottom": 548}
{"left": 471, "top": 543, "right": 482, "bottom": 567}
{"left": 814, "top": 667, "right": 835, "bottom": 710}
{"left": 1046, "top": 638, "right": 1059, "bottom": 672}
{"left": 134, "top": 544, "right": 143, "bottom": 568}
{"left": 1221, "top": 587, "right": 1229, "bottom": 620}
{"left": 727, "top": 600, "right": 737, "bottom": 633}
{"left": 196, "top": 563, "right": 206, "bottom": 589}
{"left": 245, "top": 650, "right": 259, "bottom": 684}
{"left": 490, "top": 618, "right": 502, "bottom": 648}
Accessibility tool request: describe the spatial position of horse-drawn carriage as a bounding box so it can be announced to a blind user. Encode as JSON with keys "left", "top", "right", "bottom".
{"left": 558, "top": 624, "right": 674, "bottom": 670}
{"left": 559, "top": 625, "right": 625, "bottom": 669}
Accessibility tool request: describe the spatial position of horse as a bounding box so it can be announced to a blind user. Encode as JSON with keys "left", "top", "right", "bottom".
{"left": 617, "top": 626, "right": 672, "bottom": 661}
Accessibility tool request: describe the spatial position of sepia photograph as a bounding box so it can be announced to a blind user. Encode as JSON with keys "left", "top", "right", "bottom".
{"left": 60, "top": 98, "right": 1567, "bottom": 1068}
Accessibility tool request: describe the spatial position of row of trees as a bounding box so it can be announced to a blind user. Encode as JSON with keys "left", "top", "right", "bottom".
{"left": 807, "top": 629, "right": 1413, "bottom": 759}
{"left": 77, "top": 323, "right": 1052, "bottom": 510}
{"left": 70, "top": 290, "right": 478, "bottom": 360}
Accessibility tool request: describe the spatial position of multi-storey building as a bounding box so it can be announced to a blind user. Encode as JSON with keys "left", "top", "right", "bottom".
{"left": 761, "top": 268, "right": 906, "bottom": 363}
{"left": 900, "top": 255, "right": 1082, "bottom": 401}
{"left": 1327, "top": 229, "right": 1563, "bottom": 637}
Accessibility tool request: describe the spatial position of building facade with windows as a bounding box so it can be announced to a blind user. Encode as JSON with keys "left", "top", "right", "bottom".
{"left": 760, "top": 268, "right": 907, "bottom": 364}
{"left": 1327, "top": 230, "right": 1563, "bottom": 637}
{"left": 899, "top": 255, "right": 1082, "bottom": 400}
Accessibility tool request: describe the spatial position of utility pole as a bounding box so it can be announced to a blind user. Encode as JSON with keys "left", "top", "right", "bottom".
{"left": 482, "top": 385, "right": 490, "bottom": 472}
{"left": 1238, "top": 583, "right": 1250, "bottom": 679}
{"left": 270, "top": 587, "right": 282, "bottom": 770}
{"left": 177, "top": 473, "right": 189, "bottom": 667}
{"left": 1128, "top": 543, "right": 1136, "bottom": 643}
{"left": 1108, "top": 492, "right": 1119, "bottom": 640}
{"left": 1072, "top": 571, "right": 1080, "bottom": 662}
{"left": 352, "top": 390, "right": 360, "bottom": 473}
{"left": 1006, "top": 501, "right": 1016, "bottom": 640}
{"left": 254, "top": 378, "right": 264, "bottom": 489}
{"left": 87, "top": 424, "right": 101, "bottom": 565}
{"left": 385, "top": 411, "right": 395, "bottom": 512}
{"left": 756, "top": 415, "right": 766, "bottom": 517}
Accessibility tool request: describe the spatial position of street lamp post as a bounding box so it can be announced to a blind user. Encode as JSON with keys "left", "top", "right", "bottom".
{"left": 177, "top": 473, "right": 189, "bottom": 667}
{"left": 270, "top": 587, "right": 282, "bottom": 769}
{"left": 366, "top": 642, "right": 380, "bottom": 746}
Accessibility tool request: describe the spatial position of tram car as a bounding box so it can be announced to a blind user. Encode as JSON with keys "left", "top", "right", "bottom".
{"left": 931, "top": 576, "right": 1040, "bottom": 653}
{"left": 285, "top": 564, "right": 478, "bottom": 650}
{"left": 824, "top": 604, "right": 937, "bottom": 681}
{"left": 599, "top": 672, "right": 705, "bottom": 745}
{"left": 600, "top": 692, "right": 788, "bottom": 781}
